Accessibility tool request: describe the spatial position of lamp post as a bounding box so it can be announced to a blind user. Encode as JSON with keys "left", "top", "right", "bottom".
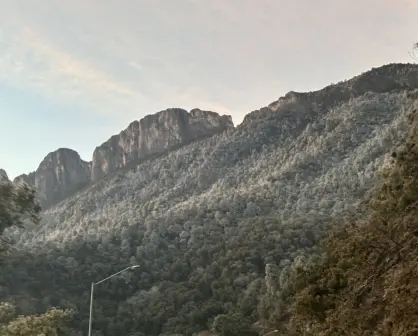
{"left": 88, "top": 265, "right": 140, "bottom": 336}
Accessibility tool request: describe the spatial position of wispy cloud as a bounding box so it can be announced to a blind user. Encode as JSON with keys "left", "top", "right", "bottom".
{"left": 129, "top": 62, "right": 143, "bottom": 72}
{"left": 0, "top": 23, "right": 143, "bottom": 115}
{"left": 402, "top": 0, "right": 418, "bottom": 9}
{"left": 22, "top": 27, "right": 136, "bottom": 96}
{"left": 1, "top": 0, "right": 416, "bottom": 120}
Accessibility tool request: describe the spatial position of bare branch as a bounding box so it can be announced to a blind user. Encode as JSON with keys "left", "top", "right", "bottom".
{"left": 410, "top": 42, "right": 418, "bottom": 61}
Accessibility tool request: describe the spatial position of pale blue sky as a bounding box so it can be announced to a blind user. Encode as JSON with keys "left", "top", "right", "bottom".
{"left": 0, "top": 0, "right": 417, "bottom": 179}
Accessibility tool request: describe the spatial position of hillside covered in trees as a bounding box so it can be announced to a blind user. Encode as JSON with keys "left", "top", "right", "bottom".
{"left": 0, "top": 63, "right": 418, "bottom": 335}
{"left": 262, "top": 96, "right": 418, "bottom": 335}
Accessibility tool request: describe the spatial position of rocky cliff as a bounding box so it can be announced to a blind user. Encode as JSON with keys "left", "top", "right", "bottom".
{"left": 91, "top": 108, "right": 233, "bottom": 181}
{"left": 13, "top": 108, "right": 233, "bottom": 207}
{"left": 13, "top": 148, "right": 91, "bottom": 207}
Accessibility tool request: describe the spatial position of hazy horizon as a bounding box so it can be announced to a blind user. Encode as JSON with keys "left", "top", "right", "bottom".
{"left": 1, "top": 0, "right": 417, "bottom": 179}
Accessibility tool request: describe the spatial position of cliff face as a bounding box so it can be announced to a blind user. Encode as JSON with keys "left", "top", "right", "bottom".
{"left": 91, "top": 108, "right": 233, "bottom": 180}
{"left": 12, "top": 108, "right": 233, "bottom": 206}
{"left": 13, "top": 148, "right": 91, "bottom": 207}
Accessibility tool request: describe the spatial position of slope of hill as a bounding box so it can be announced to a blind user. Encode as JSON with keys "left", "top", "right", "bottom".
{"left": 279, "top": 98, "right": 418, "bottom": 336}
{"left": 1, "top": 63, "right": 418, "bottom": 336}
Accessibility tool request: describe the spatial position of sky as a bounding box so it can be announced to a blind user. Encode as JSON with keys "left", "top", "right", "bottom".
{"left": 0, "top": 0, "right": 417, "bottom": 179}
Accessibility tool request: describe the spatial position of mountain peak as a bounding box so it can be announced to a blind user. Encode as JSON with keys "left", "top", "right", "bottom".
{"left": 91, "top": 107, "right": 233, "bottom": 180}
{"left": 13, "top": 148, "right": 91, "bottom": 207}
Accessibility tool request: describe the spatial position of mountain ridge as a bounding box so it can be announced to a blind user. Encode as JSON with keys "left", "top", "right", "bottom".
{"left": 10, "top": 63, "right": 417, "bottom": 209}
{"left": 12, "top": 108, "right": 233, "bottom": 207}
{"left": 241, "top": 63, "right": 418, "bottom": 126}
{"left": 2, "top": 62, "right": 418, "bottom": 336}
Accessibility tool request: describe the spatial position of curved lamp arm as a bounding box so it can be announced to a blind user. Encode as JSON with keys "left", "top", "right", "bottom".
{"left": 88, "top": 265, "right": 140, "bottom": 336}
{"left": 94, "top": 265, "right": 140, "bottom": 285}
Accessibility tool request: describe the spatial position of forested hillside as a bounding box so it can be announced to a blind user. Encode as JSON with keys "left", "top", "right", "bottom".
{"left": 1, "top": 63, "right": 418, "bottom": 335}
{"left": 278, "top": 96, "right": 418, "bottom": 335}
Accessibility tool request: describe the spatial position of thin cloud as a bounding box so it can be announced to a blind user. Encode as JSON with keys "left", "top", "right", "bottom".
{"left": 402, "top": 0, "right": 418, "bottom": 9}
{"left": 0, "top": 0, "right": 417, "bottom": 121}
{"left": 22, "top": 27, "right": 136, "bottom": 96}
{"left": 0, "top": 25, "right": 143, "bottom": 114}
{"left": 129, "top": 62, "right": 143, "bottom": 72}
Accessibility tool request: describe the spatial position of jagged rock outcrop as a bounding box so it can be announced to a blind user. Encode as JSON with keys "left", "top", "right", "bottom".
{"left": 13, "top": 148, "right": 91, "bottom": 207}
{"left": 12, "top": 108, "right": 233, "bottom": 206}
{"left": 0, "top": 169, "right": 9, "bottom": 182}
{"left": 91, "top": 108, "right": 233, "bottom": 180}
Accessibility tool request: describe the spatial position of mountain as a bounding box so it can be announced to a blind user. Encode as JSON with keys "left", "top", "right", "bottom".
{"left": 13, "top": 108, "right": 233, "bottom": 207}
{"left": 2, "top": 63, "right": 418, "bottom": 336}
{"left": 13, "top": 148, "right": 91, "bottom": 208}
{"left": 91, "top": 108, "right": 233, "bottom": 181}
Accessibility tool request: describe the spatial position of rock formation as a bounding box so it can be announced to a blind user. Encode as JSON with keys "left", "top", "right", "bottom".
{"left": 13, "top": 108, "right": 233, "bottom": 206}
{"left": 14, "top": 148, "right": 91, "bottom": 207}
{"left": 91, "top": 108, "right": 233, "bottom": 181}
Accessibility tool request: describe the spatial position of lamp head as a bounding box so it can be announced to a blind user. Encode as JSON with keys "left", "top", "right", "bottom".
{"left": 130, "top": 265, "right": 140, "bottom": 270}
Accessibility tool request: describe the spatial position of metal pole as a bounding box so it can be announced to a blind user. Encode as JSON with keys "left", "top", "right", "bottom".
{"left": 88, "top": 282, "right": 94, "bottom": 336}
{"left": 86, "top": 265, "right": 139, "bottom": 335}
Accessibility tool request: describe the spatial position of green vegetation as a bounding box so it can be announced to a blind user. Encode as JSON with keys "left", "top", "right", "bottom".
{"left": 0, "top": 181, "right": 72, "bottom": 335}
{"left": 0, "top": 64, "right": 417, "bottom": 335}
{"left": 0, "top": 180, "right": 40, "bottom": 240}
{"left": 0, "top": 302, "right": 73, "bottom": 336}
{"left": 268, "top": 102, "right": 418, "bottom": 335}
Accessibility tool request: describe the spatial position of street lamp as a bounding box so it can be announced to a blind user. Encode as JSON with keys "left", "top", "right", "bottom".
{"left": 88, "top": 265, "right": 140, "bottom": 336}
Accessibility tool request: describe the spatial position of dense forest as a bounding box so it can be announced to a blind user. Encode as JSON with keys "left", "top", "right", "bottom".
{"left": 0, "top": 64, "right": 418, "bottom": 335}
{"left": 262, "top": 96, "right": 418, "bottom": 335}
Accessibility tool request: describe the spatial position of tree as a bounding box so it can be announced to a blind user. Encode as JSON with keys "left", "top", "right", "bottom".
{"left": 0, "top": 180, "right": 40, "bottom": 237}
{"left": 211, "top": 313, "right": 257, "bottom": 336}
{"left": 0, "top": 182, "right": 73, "bottom": 335}
{"left": 0, "top": 302, "right": 73, "bottom": 336}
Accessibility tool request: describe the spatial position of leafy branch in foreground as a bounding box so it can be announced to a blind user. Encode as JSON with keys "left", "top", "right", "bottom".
{"left": 0, "top": 181, "right": 41, "bottom": 253}
{"left": 0, "top": 181, "right": 41, "bottom": 233}
{"left": 410, "top": 42, "right": 418, "bottom": 61}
